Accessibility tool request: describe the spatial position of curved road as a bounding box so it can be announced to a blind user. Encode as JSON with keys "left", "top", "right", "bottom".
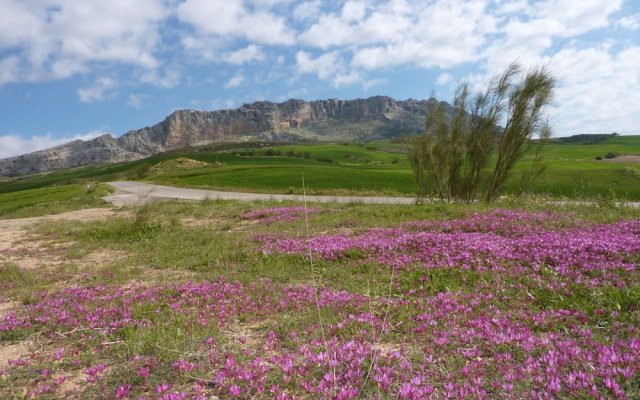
{"left": 105, "top": 181, "right": 418, "bottom": 206}
{"left": 105, "top": 181, "right": 640, "bottom": 208}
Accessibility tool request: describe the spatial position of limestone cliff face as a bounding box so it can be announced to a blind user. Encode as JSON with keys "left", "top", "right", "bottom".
{"left": 0, "top": 135, "right": 143, "bottom": 176}
{"left": 0, "top": 96, "right": 449, "bottom": 176}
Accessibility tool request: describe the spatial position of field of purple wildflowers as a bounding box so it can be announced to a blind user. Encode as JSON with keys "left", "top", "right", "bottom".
{"left": 1, "top": 201, "right": 638, "bottom": 399}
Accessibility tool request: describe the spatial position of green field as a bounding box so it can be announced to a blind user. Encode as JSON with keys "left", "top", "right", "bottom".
{"left": 1, "top": 136, "right": 639, "bottom": 217}
{"left": 0, "top": 183, "right": 112, "bottom": 219}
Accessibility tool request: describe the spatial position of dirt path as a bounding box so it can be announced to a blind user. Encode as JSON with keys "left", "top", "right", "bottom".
{"left": 105, "top": 181, "right": 640, "bottom": 208}
{"left": 105, "top": 181, "right": 418, "bottom": 206}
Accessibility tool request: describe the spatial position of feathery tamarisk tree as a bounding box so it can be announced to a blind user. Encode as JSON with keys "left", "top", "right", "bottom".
{"left": 409, "top": 63, "right": 555, "bottom": 202}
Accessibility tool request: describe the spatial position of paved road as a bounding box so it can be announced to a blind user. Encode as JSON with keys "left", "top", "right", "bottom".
{"left": 105, "top": 181, "right": 418, "bottom": 206}
{"left": 105, "top": 181, "right": 640, "bottom": 208}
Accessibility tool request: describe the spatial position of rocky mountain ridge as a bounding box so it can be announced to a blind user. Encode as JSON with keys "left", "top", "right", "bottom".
{"left": 0, "top": 96, "right": 450, "bottom": 176}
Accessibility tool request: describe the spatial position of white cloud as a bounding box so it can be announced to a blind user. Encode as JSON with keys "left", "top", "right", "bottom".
{"left": 293, "top": 0, "right": 322, "bottom": 20}
{"left": 249, "top": 0, "right": 296, "bottom": 8}
{"left": 333, "top": 71, "right": 362, "bottom": 88}
{"left": 223, "top": 45, "right": 265, "bottom": 65}
{"left": 436, "top": 73, "right": 452, "bottom": 85}
{"left": 295, "top": 50, "right": 341, "bottom": 80}
{"left": 177, "top": 0, "right": 295, "bottom": 45}
{"left": 0, "top": 129, "right": 109, "bottom": 159}
{"left": 439, "top": 0, "right": 633, "bottom": 136}
{"left": 617, "top": 13, "right": 640, "bottom": 30}
{"left": 301, "top": 0, "right": 495, "bottom": 64}
{"left": 505, "top": 0, "right": 621, "bottom": 38}
{"left": 545, "top": 45, "right": 640, "bottom": 135}
{"left": 295, "top": 50, "right": 373, "bottom": 88}
{"left": 0, "top": 0, "right": 638, "bottom": 138}
{"left": 341, "top": 1, "right": 367, "bottom": 22}
{"left": 0, "top": 55, "right": 20, "bottom": 85}
{"left": 138, "top": 68, "right": 181, "bottom": 88}
{"left": 224, "top": 73, "right": 245, "bottom": 89}
{"left": 127, "top": 93, "right": 151, "bottom": 109}
{"left": 77, "top": 77, "right": 118, "bottom": 103}
{"left": 482, "top": 0, "right": 623, "bottom": 76}
{"left": 0, "top": 0, "right": 169, "bottom": 85}
{"left": 494, "top": 0, "right": 528, "bottom": 15}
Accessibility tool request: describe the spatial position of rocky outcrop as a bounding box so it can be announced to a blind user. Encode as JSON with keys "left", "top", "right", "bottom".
{"left": 0, "top": 96, "right": 451, "bottom": 176}
{"left": 0, "top": 135, "right": 143, "bottom": 176}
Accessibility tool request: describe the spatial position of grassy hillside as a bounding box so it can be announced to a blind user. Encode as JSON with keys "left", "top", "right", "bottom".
{"left": 504, "top": 135, "right": 640, "bottom": 198}
{"left": 1, "top": 137, "right": 639, "bottom": 209}
{"left": 0, "top": 183, "right": 112, "bottom": 218}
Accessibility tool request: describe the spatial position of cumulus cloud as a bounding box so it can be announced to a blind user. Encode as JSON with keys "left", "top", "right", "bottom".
{"left": 0, "top": 0, "right": 638, "bottom": 137}
{"left": 293, "top": 0, "right": 322, "bottom": 20}
{"left": 224, "top": 73, "right": 246, "bottom": 89}
{"left": 545, "top": 45, "right": 640, "bottom": 135}
{"left": 302, "top": 0, "right": 496, "bottom": 69}
{"left": 0, "top": 0, "right": 169, "bottom": 85}
{"left": 295, "top": 50, "right": 342, "bottom": 80}
{"left": 0, "top": 129, "right": 109, "bottom": 159}
{"left": 295, "top": 50, "right": 377, "bottom": 88}
{"left": 138, "top": 68, "right": 181, "bottom": 89}
{"left": 177, "top": 0, "right": 295, "bottom": 45}
{"left": 481, "top": 0, "right": 623, "bottom": 76}
{"left": 436, "top": 73, "right": 452, "bottom": 86}
{"left": 0, "top": 55, "right": 20, "bottom": 85}
{"left": 77, "top": 77, "right": 118, "bottom": 103}
{"left": 223, "top": 45, "right": 266, "bottom": 65}
{"left": 616, "top": 13, "right": 640, "bottom": 30}
{"left": 127, "top": 93, "right": 152, "bottom": 109}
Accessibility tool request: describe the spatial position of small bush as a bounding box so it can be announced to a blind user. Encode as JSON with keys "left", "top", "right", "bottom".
{"left": 604, "top": 152, "right": 619, "bottom": 159}
{"left": 126, "top": 163, "right": 152, "bottom": 179}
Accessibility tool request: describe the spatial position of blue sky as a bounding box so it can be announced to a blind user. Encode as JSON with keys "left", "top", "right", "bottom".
{"left": 1, "top": 0, "right": 639, "bottom": 158}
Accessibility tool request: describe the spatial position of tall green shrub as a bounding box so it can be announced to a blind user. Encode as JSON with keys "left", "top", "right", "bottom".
{"left": 409, "top": 63, "right": 555, "bottom": 202}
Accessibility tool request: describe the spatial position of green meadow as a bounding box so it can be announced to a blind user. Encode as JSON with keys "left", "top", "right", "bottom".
{"left": 1, "top": 136, "right": 639, "bottom": 219}
{"left": 0, "top": 183, "right": 113, "bottom": 219}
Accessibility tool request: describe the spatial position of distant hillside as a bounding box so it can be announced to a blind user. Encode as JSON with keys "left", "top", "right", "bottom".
{"left": 0, "top": 96, "right": 452, "bottom": 177}
{"left": 554, "top": 133, "right": 620, "bottom": 145}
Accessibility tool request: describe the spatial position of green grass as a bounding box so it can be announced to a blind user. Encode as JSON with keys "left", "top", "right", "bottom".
{"left": 146, "top": 137, "right": 640, "bottom": 199}
{"left": 0, "top": 183, "right": 113, "bottom": 219}
{"left": 1, "top": 136, "right": 640, "bottom": 201}
{"left": 28, "top": 198, "right": 638, "bottom": 293}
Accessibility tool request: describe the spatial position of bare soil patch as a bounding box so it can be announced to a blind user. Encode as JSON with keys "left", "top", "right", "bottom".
{"left": 0, "top": 340, "right": 32, "bottom": 367}
{"left": 600, "top": 155, "right": 640, "bottom": 163}
{"left": 222, "top": 320, "right": 268, "bottom": 349}
{"left": 0, "top": 208, "right": 125, "bottom": 270}
{"left": 0, "top": 300, "right": 19, "bottom": 319}
{"left": 56, "top": 371, "right": 87, "bottom": 396}
{"left": 0, "top": 208, "right": 122, "bottom": 230}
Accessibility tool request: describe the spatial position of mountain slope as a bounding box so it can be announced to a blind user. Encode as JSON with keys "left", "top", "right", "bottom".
{"left": 0, "top": 96, "right": 448, "bottom": 176}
